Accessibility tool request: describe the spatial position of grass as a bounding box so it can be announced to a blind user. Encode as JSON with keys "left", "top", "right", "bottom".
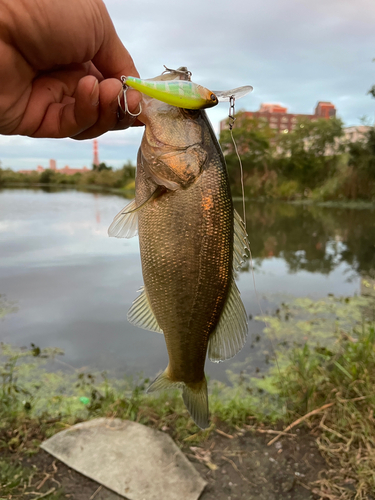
{"left": 278, "top": 323, "right": 375, "bottom": 499}
{"left": 1, "top": 291, "right": 375, "bottom": 499}
{"left": 269, "top": 289, "right": 375, "bottom": 499}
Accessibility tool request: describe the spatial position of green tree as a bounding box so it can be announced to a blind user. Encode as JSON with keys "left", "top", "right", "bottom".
{"left": 39, "top": 169, "right": 55, "bottom": 184}
{"left": 348, "top": 128, "right": 375, "bottom": 175}
{"left": 219, "top": 114, "right": 275, "bottom": 194}
{"left": 92, "top": 162, "right": 113, "bottom": 172}
{"left": 121, "top": 162, "right": 136, "bottom": 184}
{"left": 275, "top": 117, "right": 344, "bottom": 187}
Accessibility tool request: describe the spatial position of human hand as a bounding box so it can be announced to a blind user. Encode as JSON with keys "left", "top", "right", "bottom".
{"left": 0, "top": 0, "right": 141, "bottom": 139}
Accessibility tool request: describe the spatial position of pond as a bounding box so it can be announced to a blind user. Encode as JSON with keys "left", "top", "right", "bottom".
{"left": 0, "top": 188, "right": 374, "bottom": 382}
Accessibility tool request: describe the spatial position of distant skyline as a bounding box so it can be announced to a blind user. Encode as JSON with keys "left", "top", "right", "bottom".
{"left": 1, "top": 0, "right": 374, "bottom": 171}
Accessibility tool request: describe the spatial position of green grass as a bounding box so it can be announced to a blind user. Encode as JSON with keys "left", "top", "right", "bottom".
{"left": 0, "top": 460, "right": 34, "bottom": 497}
{"left": 276, "top": 322, "right": 375, "bottom": 499}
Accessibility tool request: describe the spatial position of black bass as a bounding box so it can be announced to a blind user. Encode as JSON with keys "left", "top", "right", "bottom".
{"left": 109, "top": 68, "right": 248, "bottom": 429}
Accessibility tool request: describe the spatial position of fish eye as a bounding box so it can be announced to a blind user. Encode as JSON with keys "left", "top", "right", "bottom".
{"left": 210, "top": 94, "right": 217, "bottom": 101}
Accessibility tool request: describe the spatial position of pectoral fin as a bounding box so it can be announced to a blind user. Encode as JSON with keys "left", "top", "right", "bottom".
{"left": 108, "top": 199, "right": 139, "bottom": 238}
{"left": 208, "top": 280, "right": 248, "bottom": 362}
{"left": 127, "top": 286, "right": 163, "bottom": 334}
{"left": 108, "top": 187, "right": 164, "bottom": 238}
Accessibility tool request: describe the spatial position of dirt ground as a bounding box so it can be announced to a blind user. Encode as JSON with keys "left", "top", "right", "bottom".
{"left": 16, "top": 427, "right": 325, "bottom": 500}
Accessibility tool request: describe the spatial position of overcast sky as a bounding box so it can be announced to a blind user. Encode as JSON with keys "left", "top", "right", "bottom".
{"left": 1, "top": 0, "right": 375, "bottom": 171}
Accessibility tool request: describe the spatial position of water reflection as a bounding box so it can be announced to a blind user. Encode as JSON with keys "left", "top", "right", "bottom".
{"left": 0, "top": 189, "right": 374, "bottom": 382}
{"left": 237, "top": 201, "right": 375, "bottom": 276}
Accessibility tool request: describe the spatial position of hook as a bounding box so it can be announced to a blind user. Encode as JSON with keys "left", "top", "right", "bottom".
{"left": 117, "top": 76, "right": 142, "bottom": 118}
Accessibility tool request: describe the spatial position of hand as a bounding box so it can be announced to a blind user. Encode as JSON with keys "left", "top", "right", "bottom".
{"left": 0, "top": 0, "right": 141, "bottom": 139}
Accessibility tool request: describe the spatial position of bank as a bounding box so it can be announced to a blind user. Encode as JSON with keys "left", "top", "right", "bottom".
{"left": 1, "top": 292, "right": 375, "bottom": 499}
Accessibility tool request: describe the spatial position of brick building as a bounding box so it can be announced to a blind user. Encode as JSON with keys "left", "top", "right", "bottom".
{"left": 220, "top": 101, "right": 336, "bottom": 134}
{"left": 19, "top": 161, "right": 89, "bottom": 175}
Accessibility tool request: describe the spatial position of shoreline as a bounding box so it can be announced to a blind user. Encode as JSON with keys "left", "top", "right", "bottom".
{"left": 1, "top": 183, "right": 375, "bottom": 208}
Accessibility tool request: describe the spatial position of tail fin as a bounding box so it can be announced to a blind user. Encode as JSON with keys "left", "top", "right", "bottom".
{"left": 147, "top": 368, "right": 209, "bottom": 429}
{"left": 182, "top": 379, "right": 209, "bottom": 430}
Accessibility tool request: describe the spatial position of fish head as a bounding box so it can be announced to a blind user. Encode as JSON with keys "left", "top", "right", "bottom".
{"left": 138, "top": 95, "right": 208, "bottom": 190}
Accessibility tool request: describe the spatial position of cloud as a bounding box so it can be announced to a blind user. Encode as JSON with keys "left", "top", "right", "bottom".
{"left": 1, "top": 0, "right": 374, "bottom": 170}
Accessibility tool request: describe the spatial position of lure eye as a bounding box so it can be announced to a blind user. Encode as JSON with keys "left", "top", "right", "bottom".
{"left": 210, "top": 94, "right": 217, "bottom": 101}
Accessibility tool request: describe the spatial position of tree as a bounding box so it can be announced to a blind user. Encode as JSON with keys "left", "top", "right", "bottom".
{"left": 275, "top": 117, "right": 344, "bottom": 187}
{"left": 92, "top": 162, "right": 113, "bottom": 172}
{"left": 39, "top": 169, "right": 55, "bottom": 184}
{"left": 348, "top": 127, "right": 375, "bottom": 176}
{"left": 121, "top": 162, "right": 136, "bottom": 184}
{"left": 219, "top": 113, "right": 275, "bottom": 193}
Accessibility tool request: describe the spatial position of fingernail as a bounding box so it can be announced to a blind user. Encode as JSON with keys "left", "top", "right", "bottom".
{"left": 90, "top": 79, "right": 99, "bottom": 106}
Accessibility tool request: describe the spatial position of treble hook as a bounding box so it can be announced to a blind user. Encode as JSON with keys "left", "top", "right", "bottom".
{"left": 162, "top": 66, "right": 192, "bottom": 81}
{"left": 117, "top": 76, "right": 142, "bottom": 118}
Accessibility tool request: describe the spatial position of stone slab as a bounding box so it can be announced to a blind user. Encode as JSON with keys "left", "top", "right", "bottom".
{"left": 41, "top": 418, "right": 206, "bottom": 500}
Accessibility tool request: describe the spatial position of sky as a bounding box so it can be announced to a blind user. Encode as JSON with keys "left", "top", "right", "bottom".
{"left": 1, "top": 0, "right": 375, "bottom": 171}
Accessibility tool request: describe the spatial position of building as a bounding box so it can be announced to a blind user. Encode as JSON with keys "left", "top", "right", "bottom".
{"left": 19, "top": 161, "right": 89, "bottom": 175}
{"left": 220, "top": 101, "right": 337, "bottom": 134}
{"left": 315, "top": 102, "right": 336, "bottom": 119}
{"left": 343, "top": 125, "right": 372, "bottom": 143}
{"left": 58, "top": 165, "right": 89, "bottom": 175}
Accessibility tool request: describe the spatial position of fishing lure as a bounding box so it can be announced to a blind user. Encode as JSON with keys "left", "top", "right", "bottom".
{"left": 123, "top": 76, "right": 219, "bottom": 110}
{"left": 119, "top": 65, "right": 253, "bottom": 112}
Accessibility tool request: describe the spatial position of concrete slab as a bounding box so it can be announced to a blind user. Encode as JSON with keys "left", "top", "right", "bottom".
{"left": 41, "top": 418, "right": 206, "bottom": 500}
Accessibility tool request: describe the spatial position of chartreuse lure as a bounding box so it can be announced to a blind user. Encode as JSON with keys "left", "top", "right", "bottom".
{"left": 123, "top": 76, "right": 219, "bottom": 110}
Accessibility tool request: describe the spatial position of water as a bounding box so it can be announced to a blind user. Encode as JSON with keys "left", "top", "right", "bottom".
{"left": 0, "top": 188, "right": 374, "bottom": 382}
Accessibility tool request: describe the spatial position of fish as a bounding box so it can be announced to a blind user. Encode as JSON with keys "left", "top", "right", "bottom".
{"left": 109, "top": 67, "right": 249, "bottom": 429}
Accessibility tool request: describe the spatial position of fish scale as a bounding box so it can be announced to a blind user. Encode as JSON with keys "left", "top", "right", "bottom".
{"left": 138, "top": 178, "right": 232, "bottom": 365}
